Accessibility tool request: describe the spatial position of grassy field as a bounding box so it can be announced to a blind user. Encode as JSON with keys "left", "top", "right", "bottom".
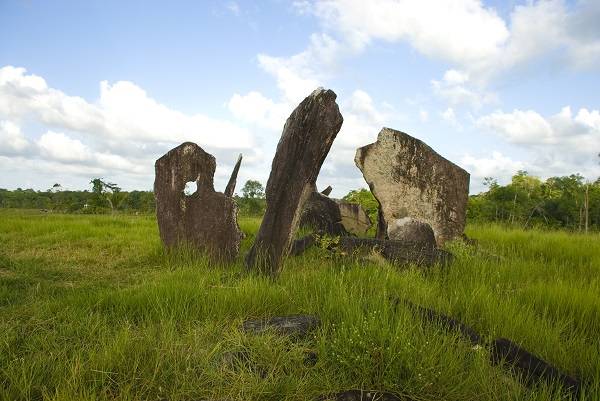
{"left": 0, "top": 209, "right": 599, "bottom": 401}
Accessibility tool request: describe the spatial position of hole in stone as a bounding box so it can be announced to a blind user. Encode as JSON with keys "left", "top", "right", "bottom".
{"left": 183, "top": 181, "right": 198, "bottom": 196}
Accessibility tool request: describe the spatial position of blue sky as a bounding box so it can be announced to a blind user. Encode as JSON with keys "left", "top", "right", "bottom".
{"left": 1, "top": 0, "right": 599, "bottom": 196}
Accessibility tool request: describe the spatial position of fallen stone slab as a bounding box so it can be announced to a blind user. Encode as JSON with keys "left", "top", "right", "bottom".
{"left": 242, "top": 315, "right": 321, "bottom": 337}
{"left": 317, "top": 390, "right": 406, "bottom": 401}
{"left": 300, "top": 190, "right": 348, "bottom": 236}
{"left": 154, "top": 142, "right": 242, "bottom": 261}
{"left": 337, "top": 200, "right": 372, "bottom": 235}
{"left": 337, "top": 237, "right": 452, "bottom": 268}
{"left": 246, "top": 88, "right": 343, "bottom": 276}
{"left": 490, "top": 338, "right": 581, "bottom": 397}
{"left": 290, "top": 235, "right": 451, "bottom": 268}
{"left": 290, "top": 234, "right": 317, "bottom": 256}
{"left": 395, "top": 298, "right": 482, "bottom": 346}
{"left": 355, "top": 128, "right": 469, "bottom": 245}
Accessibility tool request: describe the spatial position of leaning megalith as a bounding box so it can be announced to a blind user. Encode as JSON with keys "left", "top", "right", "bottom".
{"left": 355, "top": 128, "right": 469, "bottom": 245}
{"left": 246, "top": 88, "right": 343, "bottom": 276}
{"left": 154, "top": 142, "right": 243, "bottom": 261}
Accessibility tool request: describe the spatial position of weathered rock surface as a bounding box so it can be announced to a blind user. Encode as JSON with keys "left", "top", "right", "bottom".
{"left": 387, "top": 217, "right": 436, "bottom": 247}
{"left": 290, "top": 234, "right": 452, "bottom": 268}
{"left": 355, "top": 128, "right": 469, "bottom": 245}
{"left": 396, "top": 299, "right": 482, "bottom": 345}
{"left": 246, "top": 88, "right": 343, "bottom": 275}
{"left": 300, "top": 186, "right": 371, "bottom": 236}
{"left": 242, "top": 315, "right": 321, "bottom": 337}
{"left": 300, "top": 190, "right": 348, "bottom": 235}
{"left": 491, "top": 338, "right": 580, "bottom": 397}
{"left": 224, "top": 153, "right": 243, "bottom": 197}
{"left": 321, "top": 185, "right": 333, "bottom": 196}
{"left": 154, "top": 142, "right": 242, "bottom": 261}
{"left": 337, "top": 237, "right": 451, "bottom": 267}
{"left": 337, "top": 200, "right": 372, "bottom": 235}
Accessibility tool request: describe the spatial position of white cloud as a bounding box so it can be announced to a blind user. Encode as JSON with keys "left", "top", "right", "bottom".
{"left": 256, "top": 33, "right": 345, "bottom": 104}
{"left": 34, "top": 131, "right": 148, "bottom": 174}
{"left": 0, "top": 66, "right": 254, "bottom": 152}
{"left": 300, "top": 0, "right": 600, "bottom": 82}
{"left": 441, "top": 107, "right": 461, "bottom": 128}
{"left": 461, "top": 151, "right": 526, "bottom": 185}
{"left": 335, "top": 89, "right": 386, "bottom": 149}
{"left": 477, "top": 109, "right": 554, "bottom": 145}
{"left": 419, "top": 109, "right": 428, "bottom": 122}
{"left": 471, "top": 106, "right": 600, "bottom": 188}
{"left": 37, "top": 131, "right": 92, "bottom": 162}
{"left": 431, "top": 68, "right": 497, "bottom": 109}
{"left": 227, "top": 91, "right": 289, "bottom": 130}
{"left": 307, "top": 0, "right": 509, "bottom": 64}
{"left": 0, "top": 66, "right": 261, "bottom": 190}
{"left": 477, "top": 106, "right": 599, "bottom": 147}
{"left": 0, "top": 120, "right": 30, "bottom": 155}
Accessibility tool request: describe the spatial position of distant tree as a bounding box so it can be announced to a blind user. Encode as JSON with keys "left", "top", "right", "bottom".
{"left": 241, "top": 180, "right": 265, "bottom": 199}
{"left": 89, "top": 178, "right": 127, "bottom": 213}
{"left": 237, "top": 180, "right": 266, "bottom": 216}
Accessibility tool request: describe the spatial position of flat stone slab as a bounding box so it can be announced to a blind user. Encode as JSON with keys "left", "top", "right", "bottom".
{"left": 396, "top": 298, "right": 482, "bottom": 346}
{"left": 355, "top": 128, "right": 469, "bottom": 245}
{"left": 337, "top": 200, "right": 372, "bottom": 235}
{"left": 242, "top": 315, "right": 321, "bottom": 337}
{"left": 290, "top": 235, "right": 452, "bottom": 268}
{"left": 300, "top": 190, "right": 348, "bottom": 236}
{"left": 491, "top": 338, "right": 580, "bottom": 397}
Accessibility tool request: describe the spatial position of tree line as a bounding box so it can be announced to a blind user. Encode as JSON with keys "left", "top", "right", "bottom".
{"left": 468, "top": 171, "right": 599, "bottom": 231}
{"left": 0, "top": 178, "right": 266, "bottom": 216}
{"left": 3, "top": 172, "right": 600, "bottom": 232}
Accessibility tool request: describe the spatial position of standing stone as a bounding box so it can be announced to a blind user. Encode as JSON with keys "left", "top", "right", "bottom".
{"left": 246, "top": 88, "right": 343, "bottom": 275}
{"left": 355, "top": 128, "right": 469, "bottom": 245}
{"left": 154, "top": 142, "right": 242, "bottom": 261}
{"left": 337, "top": 200, "right": 372, "bottom": 235}
{"left": 224, "top": 153, "right": 243, "bottom": 197}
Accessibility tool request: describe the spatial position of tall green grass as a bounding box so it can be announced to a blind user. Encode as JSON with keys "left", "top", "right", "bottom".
{"left": 0, "top": 209, "right": 598, "bottom": 400}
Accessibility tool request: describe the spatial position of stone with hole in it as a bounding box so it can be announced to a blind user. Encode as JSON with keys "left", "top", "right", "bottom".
{"left": 154, "top": 142, "right": 243, "bottom": 261}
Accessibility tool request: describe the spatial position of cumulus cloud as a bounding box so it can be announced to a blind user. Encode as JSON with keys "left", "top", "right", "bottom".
{"left": 477, "top": 106, "right": 600, "bottom": 149}
{"left": 37, "top": 131, "right": 92, "bottom": 163}
{"left": 227, "top": 91, "right": 289, "bottom": 130}
{"left": 256, "top": 33, "right": 343, "bottom": 104}
{"left": 0, "top": 120, "right": 30, "bottom": 155}
{"left": 0, "top": 66, "right": 260, "bottom": 190}
{"left": 431, "top": 69, "right": 497, "bottom": 109}
{"left": 305, "top": 0, "right": 509, "bottom": 65}
{"left": 461, "top": 151, "right": 526, "bottom": 188}
{"left": 468, "top": 106, "right": 600, "bottom": 190}
{"left": 301, "top": 0, "right": 600, "bottom": 80}
{"left": 0, "top": 66, "right": 254, "bottom": 151}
